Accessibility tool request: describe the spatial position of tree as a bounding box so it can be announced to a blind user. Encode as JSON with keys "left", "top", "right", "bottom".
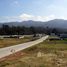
{"left": 52, "top": 28, "right": 57, "bottom": 35}
{"left": 30, "top": 27, "right": 36, "bottom": 37}
{"left": 2, "top": 24, "right": 11, "bottom": 35}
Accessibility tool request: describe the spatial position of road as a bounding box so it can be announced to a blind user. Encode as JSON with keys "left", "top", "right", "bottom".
{"left": 0, "top": 35, "right": 48, "bottom": 59}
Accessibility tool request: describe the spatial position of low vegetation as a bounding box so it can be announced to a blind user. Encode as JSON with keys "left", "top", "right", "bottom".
{"left": 0, "top": 36, "right": 67, "bottom": 67}
{"left": 0, "top": 36, "right": 32, "bottom": 48}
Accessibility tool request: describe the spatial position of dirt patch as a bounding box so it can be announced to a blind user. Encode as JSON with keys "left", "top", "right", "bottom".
{"left": 0, "top": 51, "right": 26, "bottom": 62}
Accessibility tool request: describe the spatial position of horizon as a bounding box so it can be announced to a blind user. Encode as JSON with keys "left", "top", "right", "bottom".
{"left": 0, "top": 0, "right": 67, "bottom": 22}
{"left": 0, "top": 19, "right": 67, "bottom": 23}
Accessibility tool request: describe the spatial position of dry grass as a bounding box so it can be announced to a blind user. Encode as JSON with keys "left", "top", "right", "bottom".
{"left": 0, "top": 37, "right": 31, "bottom": 48}
{"left": 0, "top": 36, "right": 67, "bottom": 67}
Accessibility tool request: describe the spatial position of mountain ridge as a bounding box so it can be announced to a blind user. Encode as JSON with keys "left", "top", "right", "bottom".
{"left": 0, "top": 19, "right": 67, "bottom": 29}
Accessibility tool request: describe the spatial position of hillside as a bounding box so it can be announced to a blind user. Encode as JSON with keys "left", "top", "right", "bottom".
{"left": 0, "top": 19, "right": 67, "bottom": 29}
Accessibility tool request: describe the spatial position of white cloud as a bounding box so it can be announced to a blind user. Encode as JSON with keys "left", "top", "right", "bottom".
{"left": 19, "top": 14, "right": 34, "bottom": 21}
{"left": 56, "top": 16, "right": 67, "bottom": 20}
{"left": 0, "top": 16, "right": 20, "bottom": 22}
{"left": 1, "top": 13, "right": 65, "bottom": 22}
{"left": 19, "top": 13, "right": 55, "bottom": 21}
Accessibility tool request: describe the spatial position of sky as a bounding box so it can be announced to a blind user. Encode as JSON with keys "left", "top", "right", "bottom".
{"left": 0, "top": 0, "right": 67, "bottom": 22}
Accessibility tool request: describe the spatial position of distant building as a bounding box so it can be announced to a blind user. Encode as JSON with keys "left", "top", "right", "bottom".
{"left": 50, "top": 33, "right": 56, "bottom": 36}
{"left": 60, "top": 34, "right": 67, "bottom": 39}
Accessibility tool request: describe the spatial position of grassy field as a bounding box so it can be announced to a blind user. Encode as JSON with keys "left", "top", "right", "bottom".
{"left": 0, "top": 36, "right": 67, "bottom": 67}
{"left": 0, "top": 37, "right": 32, "bottom": 48}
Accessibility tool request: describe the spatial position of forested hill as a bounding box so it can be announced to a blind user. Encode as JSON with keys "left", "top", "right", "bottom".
{"left": 0, "top": 19, "right": 67, "bottom": 35}
{"left": 0, "top": 19, "right": 67, "bottom": 29}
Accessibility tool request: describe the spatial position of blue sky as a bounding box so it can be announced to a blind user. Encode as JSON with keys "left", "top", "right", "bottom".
{"left": 0, "top": 0, "right": 67, "bottom": 22}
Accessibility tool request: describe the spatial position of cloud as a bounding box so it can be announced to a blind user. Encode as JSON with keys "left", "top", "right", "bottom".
{"left": 19, "top": 14, "right": 34, "bottom": 21}
{"left": 0, "top": 13, "right": 62, "bottom": 22}
{"left": 0, "top": 16, "right": 20, "bottom": 22}
{"left": 19, "top": 13, "right": 55, "bottom": 21}
{"left": 56, "top": 16, "right": 67, "bottom": 20}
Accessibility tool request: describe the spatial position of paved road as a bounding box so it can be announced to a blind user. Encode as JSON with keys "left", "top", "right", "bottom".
{"left": 0, "top": 35, "right": 48, "bottom": 59}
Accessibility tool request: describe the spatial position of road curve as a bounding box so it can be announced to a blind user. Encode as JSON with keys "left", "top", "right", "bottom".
{"left": 0, "top": 35, "right": 48, "bottom": 59}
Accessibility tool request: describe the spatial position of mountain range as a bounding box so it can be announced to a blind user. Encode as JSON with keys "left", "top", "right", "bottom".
{"left": 0, "top": 19, "right": 67, "bottom": 29}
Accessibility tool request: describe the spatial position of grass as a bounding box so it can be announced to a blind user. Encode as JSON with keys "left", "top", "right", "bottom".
{"left": 0, "top": 36, "right": 32, "bottom": 48}
{"left": 0, "top": 36, "right": 67, "bottom": 67}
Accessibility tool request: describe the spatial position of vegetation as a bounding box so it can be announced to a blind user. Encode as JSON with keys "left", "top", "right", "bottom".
{"left": 0, "top": 24, "right": 65, "bottom": 35}
{"left": 0, "top": 37, "right": 32, "bottom": 48}
{"left": 0, "top": 36, "right": 67, "bottom": 67}
{"left": 0, "top": 25, "right": 46, "bottom": 35}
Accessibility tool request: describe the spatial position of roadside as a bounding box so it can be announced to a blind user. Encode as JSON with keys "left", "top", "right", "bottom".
{"left": 0, "top": 35, "right": 48, "bottom": 59}
{"left": 0, "top": 36, "right": 67, "bottom": 67}
{"left": 0, "top": 36, "right": 32, "bottom": 48}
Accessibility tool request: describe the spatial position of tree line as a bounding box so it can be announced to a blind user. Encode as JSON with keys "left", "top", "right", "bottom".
{"left": 0, "top": 24, "right": 65, "bottom": 35}
{"left": 0, "top": 25, "right": 47, "bottom": 35}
